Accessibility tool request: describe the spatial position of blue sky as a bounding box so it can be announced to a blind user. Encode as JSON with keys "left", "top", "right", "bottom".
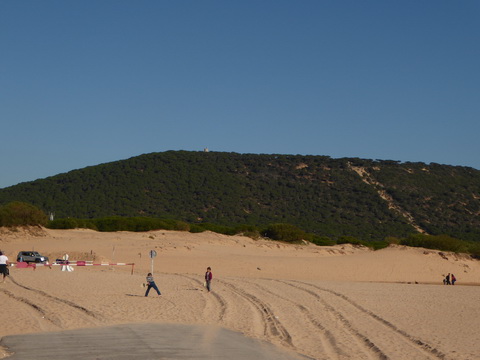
{"left": 1, "top": 1, "right": 479, "bottom": 189}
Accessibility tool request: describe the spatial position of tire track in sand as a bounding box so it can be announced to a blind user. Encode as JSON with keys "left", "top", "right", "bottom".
{"left": 245, "top": 278, "right": 390, "bottom": 359}
{"left": 4, "top": 275, "right": 104, "bottom": 329}
{"left": 276, "top": 280, "right": 388, "bottom": 360}
{"left": 239, "top": 278, "right": 346, "bottom": 360}
{"left": 216, "top": 278, "right": 294, "bottom": 348}
{"left": 286, "top": 281, "right": 446, "bottom": 360}
{"left": 176, "top": 274, "right": 227, "bottom": 322}
{"left": 0, "top": 288, "right": 54, "bottom": 325}
{"left": 9, "top": 276, "right": 101, "bottom": 319}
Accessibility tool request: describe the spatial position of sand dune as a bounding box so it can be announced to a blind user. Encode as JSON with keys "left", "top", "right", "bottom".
{"left": 1, "top": 228, "right": 479, "bottom": 359}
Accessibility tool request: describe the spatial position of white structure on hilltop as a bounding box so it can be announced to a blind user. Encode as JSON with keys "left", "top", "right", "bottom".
{"left": 204, "top": 148, "right": 209, "bottom": 152}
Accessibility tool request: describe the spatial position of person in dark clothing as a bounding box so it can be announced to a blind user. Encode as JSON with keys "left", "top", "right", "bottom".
{"left": 445, "top": 273, "right": 451, "bottom": 285}
{"left": 145, "top": 272, "right": 161, "bottom": 296}
{"left": 205, "top": 267, "right": 213, "bottom": 292}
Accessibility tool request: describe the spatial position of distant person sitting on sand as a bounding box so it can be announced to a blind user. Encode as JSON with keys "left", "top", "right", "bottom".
{"left": 0, "top": 251, "right": 9, "bottom": 283}
{"left": 205, "top": 267, "right": 213, "bottom": 292}
{"left": 451, "top": 274, "right": 456, "bottom": 285}
{"left": 145, "top": 273, "right": 161, "bottom": 297}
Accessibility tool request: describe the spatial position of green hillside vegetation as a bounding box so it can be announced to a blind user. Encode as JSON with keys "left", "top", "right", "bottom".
{"left": 0, "top": 151, "right": 479, "bottom": 242}
{"left": 2, "top": 202, "right": 480, "bottom": 258}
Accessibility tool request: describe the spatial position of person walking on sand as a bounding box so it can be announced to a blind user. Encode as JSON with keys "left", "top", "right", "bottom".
{"left": 205, "top": 267, "right": 213, "bottom": 292}
{"left": 0, "top": 251, "right": 10, "bottom": 283}
{"left": 145, "top": 273, "right": 161, "bottom": 297}
{"left": 451, "top": 274, "right": 456, "bottom": 285}
{"left": 445, "top": 273, "right": 451, "bottom": 285}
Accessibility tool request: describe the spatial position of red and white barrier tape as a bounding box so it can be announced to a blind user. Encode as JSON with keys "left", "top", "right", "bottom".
{"left": 12, "top": 261, "right": 135, "bottom": 274}
{"left": 52, "top": 262, "right": 134, "bottom": 266}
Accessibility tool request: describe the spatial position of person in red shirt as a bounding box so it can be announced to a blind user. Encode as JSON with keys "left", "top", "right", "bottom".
{"left": 205, "top": 267, "right": 213, "bottom": 292}
{"left": 451, "top": 273, "right": 457, "bottom": 285}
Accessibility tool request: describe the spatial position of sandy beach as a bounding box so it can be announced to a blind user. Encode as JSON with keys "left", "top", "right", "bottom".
{"left": 1, "top": 227, "right": 479, "bottom": 359}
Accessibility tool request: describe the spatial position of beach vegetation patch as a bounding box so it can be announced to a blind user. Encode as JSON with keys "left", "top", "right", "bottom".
{"left": 400, "top": 234, "right": 469, "bottom": 253}
{"left": 262, "top": 223, "right": 306, "bottom": 243}
{"left": 48, "top": 216, "right": 189, "bottom": 233}
{"left": 308, "top": 235, "right": 336, "bottom": 246}
{"left": 0, "top": 201, "right": 48, "bottom": 227}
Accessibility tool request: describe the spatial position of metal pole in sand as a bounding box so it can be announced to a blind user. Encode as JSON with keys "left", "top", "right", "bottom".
{"left": 149, "top": 250, "right": 157, "bottom": 275}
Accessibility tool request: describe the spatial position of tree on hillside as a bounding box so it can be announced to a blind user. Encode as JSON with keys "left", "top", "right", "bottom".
{"left": 0, "top": 201, "right": 48, "bottom": 227}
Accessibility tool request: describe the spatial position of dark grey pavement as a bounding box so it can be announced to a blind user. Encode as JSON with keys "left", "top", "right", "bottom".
{"left": 0, "top": 323, "right": 311, "bottom": 359}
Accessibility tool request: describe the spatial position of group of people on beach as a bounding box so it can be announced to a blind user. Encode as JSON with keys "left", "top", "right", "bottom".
{"left": 443, "top": 273, "right": 456, "bottom": 285}
{"left": 145, "top": 266, "right": 213, "bottom": 297}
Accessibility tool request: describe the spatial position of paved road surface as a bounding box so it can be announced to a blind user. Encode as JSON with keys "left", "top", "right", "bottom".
{"left": 0, "top": 323, "right": 311, "bottom": 359}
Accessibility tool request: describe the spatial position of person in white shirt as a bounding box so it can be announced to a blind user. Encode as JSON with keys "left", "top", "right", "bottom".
{"left": 0, "top": 251, "right": 9, "bottom": 283}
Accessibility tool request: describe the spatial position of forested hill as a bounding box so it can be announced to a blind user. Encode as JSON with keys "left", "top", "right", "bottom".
{"left": 1, "top": 151, "right": 479, "bottom": 241}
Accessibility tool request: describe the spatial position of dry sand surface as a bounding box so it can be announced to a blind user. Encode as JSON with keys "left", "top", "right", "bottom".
{"left": 1, "top": 227, "right": 479, "bottom": 359}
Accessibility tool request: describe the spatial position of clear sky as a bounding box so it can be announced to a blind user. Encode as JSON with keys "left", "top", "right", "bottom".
{"left": 1, "top": 1, "right": 479, "bottom": 189}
